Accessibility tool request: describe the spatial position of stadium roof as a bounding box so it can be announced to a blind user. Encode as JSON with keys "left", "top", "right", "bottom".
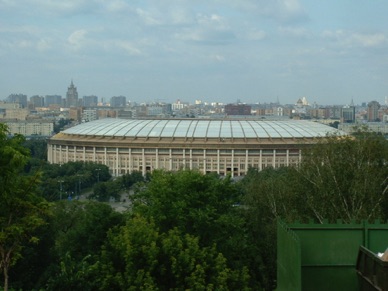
{"left": 62, "top": 119, "right": 342, "bottom": 139}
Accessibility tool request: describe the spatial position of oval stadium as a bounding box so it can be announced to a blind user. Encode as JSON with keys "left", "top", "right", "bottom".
{"left": 48, "top": 118, "right": 342, "bottom": 176}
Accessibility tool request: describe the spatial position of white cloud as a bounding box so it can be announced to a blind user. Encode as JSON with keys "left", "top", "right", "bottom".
{"left": 322, "top": 30, "right": 387, "bottom": 49}
{"left": 67, "top": 29, "right": 88, "bottom": 49}
{"left": 244, "top": 29, "right": 266, "bottom": 41}
{"left": 279, "top": 26, "right": 310, "bottom": 38}
{"left": 136, "top": 8, "right": 161, "bottom": 26}
{"left": 196, "top": 13, "right": 228, "bottom": 28}
{"left": 219, "top": 0, "right": 308, "bottom": 24}
{"left": 36, "top": 38, "right": 51, "bottom": 51}
{"left": 114, "top": 41, "right": 142, "bottom": 55}
{"left": 175, "top": 28, "right": 235, "bottom": 45}
{"left": 351, "top": 33, "right": 386, "bottom": 48}
{"left": 173, "top": 12, "right": 235, "bottom": 45}
{"left": 212, "top": 54, "right": 225, "bottom": 62}
{"left": 105, "top": 0, "right": 132, "bottom": 13}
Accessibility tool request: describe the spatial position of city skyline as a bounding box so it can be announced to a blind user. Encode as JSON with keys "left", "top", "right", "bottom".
{"left": 1, "top": 1, "right": 388, "bottom": 105}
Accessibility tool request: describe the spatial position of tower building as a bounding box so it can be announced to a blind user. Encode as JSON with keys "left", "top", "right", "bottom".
{"left": 66, "top": 80, "right": 78, "bottom": 107}
{"left": 367, "top": 101, "right": 380, "bottom": 122}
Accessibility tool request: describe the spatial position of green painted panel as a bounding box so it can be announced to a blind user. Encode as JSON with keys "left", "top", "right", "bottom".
{"left": 295, "top": 229, "right": 363, "bottom": 265}
{"left": 302, "top": 267, "right": 358, "bottom": 291}
{"left": 277, "top": 220, "right": 301, "bottom": 291}
{"left": 277, "top": 220, "right": 388, "bottom": 291}
{"left": 366, "top": 227, "right": 388, "bottom": 254}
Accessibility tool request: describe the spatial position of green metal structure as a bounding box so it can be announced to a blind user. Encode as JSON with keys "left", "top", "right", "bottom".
{"left": 277, "top": 220, "right": 388, "bottom": 291}
{"left": 356, "top": 246, "right": 388, "bottom": 290}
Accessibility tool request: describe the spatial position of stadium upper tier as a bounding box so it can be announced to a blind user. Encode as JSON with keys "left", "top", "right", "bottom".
{"left": 61, "top": 118, "right": 340, "bottom": 139}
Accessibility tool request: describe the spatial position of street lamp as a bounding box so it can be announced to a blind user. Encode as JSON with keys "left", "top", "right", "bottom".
{"left": 58, "top": 180, "right": 64, "bottom": 200}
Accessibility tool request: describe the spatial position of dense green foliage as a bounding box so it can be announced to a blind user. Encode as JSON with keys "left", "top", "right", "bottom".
{"left": 125, "top": 170, "right": 253, "bottom": 289}
{"left": 0, "top": 124, "right": 49, "bottom": 291}
{"left": 100, "top": 215, "right": 250, "bottom": 290}
{"left": 33, "top": 161, "right": 111, "bottom": 201}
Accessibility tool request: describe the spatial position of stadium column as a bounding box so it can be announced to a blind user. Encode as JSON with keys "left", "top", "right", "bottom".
{"left": 83, "top": 146, "right": 86, "bottom": 161}
{"left": 203, "top": 149, "right": 206, "bottom": 174}
{"left": 53, "top": 145, "right": 56, "bottom": 163}
{"left": 104, "top": 147, "right": 107, "bottom": 165}
{"left": 66, "top": 145, "right": 69, "bottom": 163}
{"left": 128, "top": 148, "right": 132, "bottom": 173}
{"left": 273, "top": 149, "right": 276, "bottom": 168}
{"left": 259, "top": 149, "right": 262, "bottom": 171}
{"left": 49, "top": 144, "right": 53, "bottom": 163}
{"left": 116, "top": 147, "right": 119, "bottom": 176}
{"left": 189, "top": 149, "right": 193, "bottom": 170}
{"left": 59, "top": 145, "right": 63, "bottom": 164}
{"left": 183, "top": 149, "right": 186, "bottom": 169}
{"left": 93, "top": 147, "right": 96, "bottom": 162}
{"left": 156, "top": 149, "right": 159, "bottom": 169}
{"left": 142, "top": 148, "right": 146, "bottom": 176}
{"left": 245, "top": 149, "right": 249, "bottom": 175}
{"left": 217, "top": 149, "right": 220, "bottom": 175}
{"left": 169, "top": 149, "right": 172, "bottom": 171}
{"left": 286, "top": 149, "right": 289, "bottom": 166}
{"left": 231, "top": 149, "right": 234, "bottom": 177}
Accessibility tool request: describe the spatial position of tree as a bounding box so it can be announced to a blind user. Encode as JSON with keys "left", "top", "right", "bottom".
{"left": 118, "top": 170, "right": 144, "bottom": 191}
{"left": 50, "top": 201, "right": 124, "bottom": 260}
{"left": 128, "top": 170, "right": 255, "bottom": 289}
{"left": 90, "top": 181, "right": 121, "bottom": 202}
{"left": 0, "top": 123, "right": 49, "bottom": 291}
{"left": 35, "top": 162, "right": 111, "bottom": 201}
{"left": 99, "top": 215, "right": 250, "bottom": 290}
{"left": 40, "top": 201, "right": 124, "bottom": 291}
{"left": 294, "top": 132, "right": 388, "bottom": 223}
{"left": 131, "top": 170, "right": 242, "bottom": 238}
{"left": 241, "top": 167, "right": 300, "bottom": 290}
{"left": 244, "top": 132, "right": 388, "bottom": 223}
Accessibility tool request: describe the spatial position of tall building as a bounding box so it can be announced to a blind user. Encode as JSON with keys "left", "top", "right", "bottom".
{"left": 367, "top": 101, "right": 380, "bottom": 122}
{"left": 110, "top": 96, "right": 126, "bottom": 107}
{"left": 341, "top": 105, "right": 355, "bottom": 123}
{"left": 45, "top": 95, "right": 62, "bottom": 107}
{"left": 7, "top": 94, "right": 28, "bottom": 108}
{"left": 66, "top": 80, "right": 78, "bottom": 107}
{"left": 83, "top": 95, "right": 98, "bottom": 107}
{"left": 30, "top": 95, "right": 44, "bottom": 108}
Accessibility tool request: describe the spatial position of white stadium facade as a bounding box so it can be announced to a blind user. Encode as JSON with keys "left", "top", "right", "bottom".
{"left": 48, "top": 118, "right": 341, "bottom": 177}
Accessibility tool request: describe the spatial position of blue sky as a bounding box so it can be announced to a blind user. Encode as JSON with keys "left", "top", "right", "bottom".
{"left": 1, "top": 0, "right": 387, "bottom": 105}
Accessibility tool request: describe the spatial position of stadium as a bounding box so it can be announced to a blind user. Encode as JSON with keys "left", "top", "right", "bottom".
{"left": 47, "top": 118, "right": 341, "bottom": 176}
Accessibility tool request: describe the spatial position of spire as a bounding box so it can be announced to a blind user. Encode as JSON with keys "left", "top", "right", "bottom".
{"left": 350, "top": 98, "right": 354, "bottom": 107}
